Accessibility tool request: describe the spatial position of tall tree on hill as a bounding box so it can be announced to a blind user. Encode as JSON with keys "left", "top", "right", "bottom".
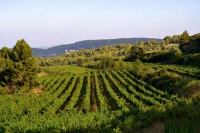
{"left": 161, "top": 40, "right": 166, "bottom": 47}
{"left": 163, "top": 36, "right": 172, "bottom": 45}
{"left": 0, "top": 39, "right": 37, "bottom": 93}
{"left": 12, "top": 39, "right": 33, "bottom": 62}
{"left": 180, "top": 30, "right": 190, "bottom": 46}
{"left": 12, "top": 39, "right": 37, "bottom": 88}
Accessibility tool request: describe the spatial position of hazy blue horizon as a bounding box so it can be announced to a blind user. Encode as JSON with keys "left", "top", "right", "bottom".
{"left": 1, "top": 0, "right": 200, "bottom": 48}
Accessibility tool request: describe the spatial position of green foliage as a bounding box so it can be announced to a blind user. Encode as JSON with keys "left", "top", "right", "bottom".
{"left": 132, "top": 59, "right": 146, "bottom": 78}
{"left": 180, "top": 30, "right": 190, "bottom": 46}
{"left": 129, "top": 62, "right": 198, "bottom": 94}
{"left": 165, "top": 117, "right": 200, "bottom": 133}
{"left": 141, "top": 51, "right": 176, "bottom": 63}
{"left": 0, "top": 39, "right": 37, "bottom": 93}
{"left": 0, "top": 69, "right": 162, "bottom": 132}
{"left": 151, "top": 72, "right": 191, "bottom": 94}
{"left": 12, "top": 39, "right": 33, "bottom": 61}
{"left": 33, "top": 38, "right": 162, "bottom": 57}
{"left": 180, "top": 38, "right": 200, "bottom": 54}
{"left": 165, "top": 98, "right": 200, "bottom": 133}
{"left": 0, "top": 64, "right": 200, "bottom": 132}
{"left": 1, "top": 31, "right": 200, "bottom": 132}
{"left": 77, "top": 57, "right": 84, "bottom": 66}
{"left": 114, "top": 59, "right": 126, "bottom": 68}
{"left": 36, "top": 39, "right": 166, "bottom": 67}
{"left": 0, "top": 86, "right": 7, "bottom": 95}
{"left": 161, "top": 40, "right": 166, "bottom": 47}
{"left": 174, "top": 49, "right": 182, "bottom": 62}
{"left": 0, "top": 56, "right": 6, "bottom": 72}
{"left": 0, "top": 47, "right": 12, "bottom": 58}
{"left": 178, "top": 80, "right": 200, "bottom": 98}
{"left": 163, "top": 36, "right": 171, "bottom": 45}
{"left": 91, "top": 57, "right": 127, "bottom": 69}
{"left": 190, "top": 33, "right": 200, "bottom": 41}
{"left": 97, "top": 57, "right": 115, "bottom": 69}
{"left": 163, "top": 35, "right": 181, "bottom": 45}
{"left": 125, "top": 46, "right": 145, "bottom": 61}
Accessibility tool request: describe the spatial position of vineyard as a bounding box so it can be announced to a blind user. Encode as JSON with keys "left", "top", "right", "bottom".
{"left": 146, "top": 63, "right": 200, "bottom": 79}
{"left": 0, "top": 64, "right": 199, "bottom": 132}
{"left": 36, "top": 69, "right": 175, "bottom": 112}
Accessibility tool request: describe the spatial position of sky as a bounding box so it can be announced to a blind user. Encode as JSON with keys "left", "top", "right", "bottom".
{"left": 0, "top": 0, "right": 200, "bottom": 48}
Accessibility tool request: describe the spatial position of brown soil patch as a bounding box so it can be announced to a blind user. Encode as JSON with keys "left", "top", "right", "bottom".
{"left": 32, "top": 89, "right": 44, "bottom": 96}
{"left": 31, "top": 87, "right": 44, "bottom": 96}
{"left": 135, "top": 122, "right": 164, "bottom": 133}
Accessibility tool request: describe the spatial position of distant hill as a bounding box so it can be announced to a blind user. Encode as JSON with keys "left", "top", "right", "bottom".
{"left": 33, "top": 38, "right": 162, "bottom": 57}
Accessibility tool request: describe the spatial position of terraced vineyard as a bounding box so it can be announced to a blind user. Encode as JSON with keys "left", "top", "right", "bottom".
{"left": 0, "top": 67, "right": 188, "bottom": 132}
{"left": 146, "top": 63, "right": 200, "bottom": 79}
{"left": 35, "top": 70, "right": 174, "bottom": 113}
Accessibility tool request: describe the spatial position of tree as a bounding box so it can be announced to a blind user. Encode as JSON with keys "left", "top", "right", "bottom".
{"left": 98, "top": 57, "right": 115, "bottom": 69}
{"left": 174, "top": 49, "right": 182, "bottom": 63}
{"left": 77, "top": 58, "right": 84, "bottom": 66}
{"left": 161, "top": 47, "right": 166, "bottom": 51}
{"left": 12, "top": 39, "right": 37, "bottom": 86}
{"left": 12, "top": 39, "right": 33, "bottom": 62}
{"left": 130, "top": 46, "right": 145, "bottom": 59}
{"left": 0, "top": 39, "right": 37, "bottom": 93}
{"left": 172, "top": 35, "right": 181, "bottom": 43}
{"left": 161, "top": 40, "right": 166, "bottom": 47}
{"left": 124, "top": 46, "right": 145, "bottom": 61}
{"left": 0, "top": 56, "right": 6, "bottom": 72}
{"left": 180, "top": 30, "right": 190, "bottom": 46}
{"left": 163, "top": 36, "right": 172, "bottom": 45}
{"left": 0, "top": 47, "right": 12, "bottom": 58}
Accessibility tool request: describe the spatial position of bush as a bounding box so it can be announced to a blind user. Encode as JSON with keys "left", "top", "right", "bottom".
{"left": 0, "top": 85, "right": 7, "bottom": 95}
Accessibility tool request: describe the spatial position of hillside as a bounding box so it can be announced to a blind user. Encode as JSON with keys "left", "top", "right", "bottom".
{"left": 180, "top": 38, "right": 200, "bottom": 54}
{"left": 33, "top": 38, "right": 162, "bottom": 57}
{"left": 1, "top": 32, "right": 200, "bottom": 132}
{"left": 1, "top": 65, "right": 200, "bottom": 132}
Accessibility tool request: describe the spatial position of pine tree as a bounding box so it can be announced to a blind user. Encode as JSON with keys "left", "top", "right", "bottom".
{"left": 0, "top": 47, "right": 12, "bottom": 58}
{"left": 12, "top": 39, "right": 37, "bottom": 88}
{"left": 0, "top": 39, "right": 37, "bottom": 92}
{"left": 161, "top": 40, "right": 166, "bottom": 47}
{"left": 180, "top": 30, "right": 190, "bottom": 46}
{"left": 12, "top": 39, "right": 33, "bottom": 62}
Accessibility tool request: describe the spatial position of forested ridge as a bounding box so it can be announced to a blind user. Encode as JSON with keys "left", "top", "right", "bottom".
{"left": 32, "top": 37, "right": 162, "bottom": 57}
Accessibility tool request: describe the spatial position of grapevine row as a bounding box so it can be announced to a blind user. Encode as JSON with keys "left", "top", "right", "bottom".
{"left": 122, "top": 70, "right": 169, "bottom": 97}
{"left": 38, "top": 75, "right": 73, "bottom": 113}
{"left": 65, "top": 75, "right": 84, "bottom": 110}
{"left": 82, "top": 73, "right": 91, "bottom": 112}
{"left": 100, "top": 72, "right": 128, "bottom": 111}
{"left": 108, "top": 71, "right": 161, "bottom": 106}
{"left": 94, "top": 72, "right": 107, "bottom": 112}
{"left": 105, "top": 71, "right": 148, "bottom": 108}
{"left": 147, "top": 63, "right": 200, "bottom": 79}
{"left": 116, "top": 70, "right": 171, "bottom": 103}
{"left": 45, "top": 76, "right": 78, "bottom": 113}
